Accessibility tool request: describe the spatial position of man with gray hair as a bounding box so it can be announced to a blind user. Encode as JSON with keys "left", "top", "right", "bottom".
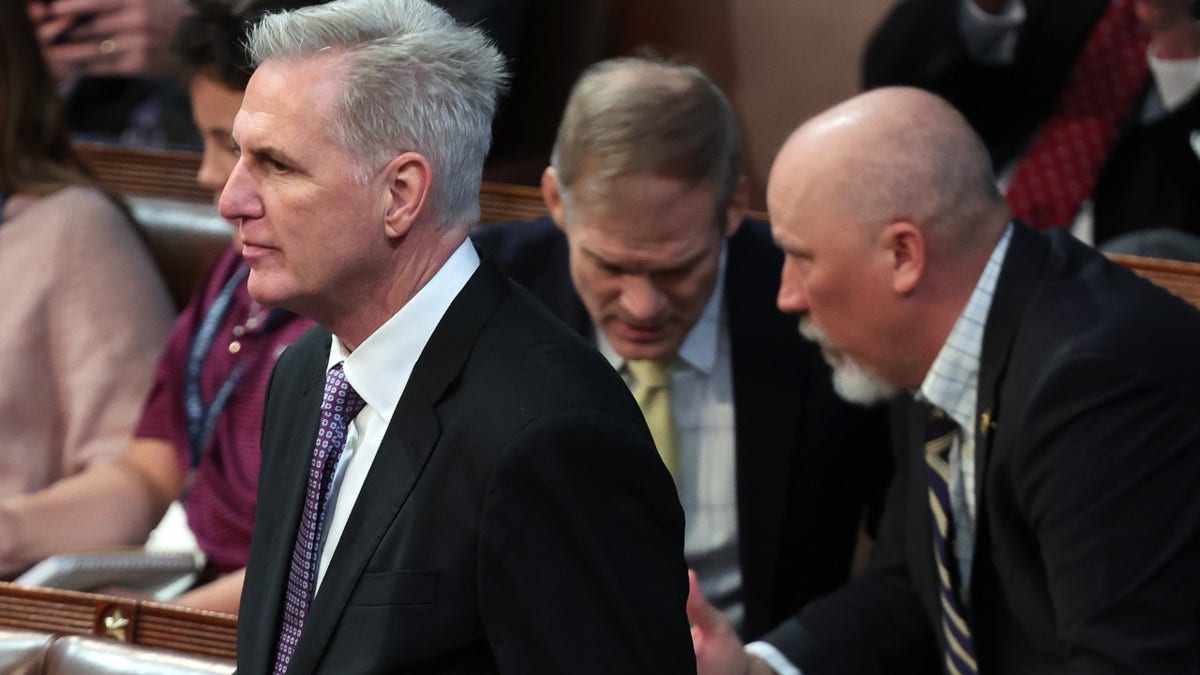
{"left": 474, "top": 57, "right": 892, "bottom": 642}
{"left": 221, "top": 2, "right": 695, "bottom": 673}
{"left": 688, "top": 86, "right": 1200, "bottom": 674}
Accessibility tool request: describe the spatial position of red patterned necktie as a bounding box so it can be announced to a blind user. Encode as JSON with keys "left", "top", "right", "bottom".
{"left": 1004, "top": 0, "right": 1150, "bottom": 231}
{"left": 273, "top": 363, "right": 365, "bottom": 674}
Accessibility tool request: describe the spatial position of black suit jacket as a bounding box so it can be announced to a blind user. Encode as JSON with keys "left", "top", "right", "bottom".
{"left": 237, "top": 256, "right": 696, "bottom": 674}
{"left": 763, "top": 223, "right": 1200, "bottom": 673}
{"left": 472, "top": 217, "right": 893, "bottom": 640}
{"left": 864, "top": 0, "right": 1200, "bottom": 244}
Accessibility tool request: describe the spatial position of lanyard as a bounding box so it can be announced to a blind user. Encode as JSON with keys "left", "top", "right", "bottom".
{"left": 184, "top": 264, "right": 251, "bottom": 471}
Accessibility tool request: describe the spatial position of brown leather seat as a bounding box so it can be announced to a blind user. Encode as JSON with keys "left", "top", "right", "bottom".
{"left": 127, "top": 195, "right": 233, "bottom": 311}
{"left": 0, "top": 629, "right": 54, "bottom": 675}
{"left": 45, "top": 635, "right": 234, "bottom": 675}
{"left": 0, "top": 629, "right": 235, "bottom": 675}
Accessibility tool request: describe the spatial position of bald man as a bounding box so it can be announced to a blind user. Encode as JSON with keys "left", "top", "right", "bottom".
{"left": 689, "top": 87, "right": 1200, "bottom": 674}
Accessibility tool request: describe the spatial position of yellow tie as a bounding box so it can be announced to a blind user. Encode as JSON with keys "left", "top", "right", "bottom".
{"left": 627, "top": 359, "right": 677, "bottom": 476}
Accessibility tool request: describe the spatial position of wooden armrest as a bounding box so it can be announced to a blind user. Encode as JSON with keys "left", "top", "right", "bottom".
{"left": 1108, "top": 252, "right": 1200, "bottom": 310}
{"left": 0, "top": 583, "right": 236, "bottom": 662}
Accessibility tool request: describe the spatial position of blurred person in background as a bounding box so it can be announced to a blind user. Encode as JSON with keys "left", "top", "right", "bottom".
{"left": 0, "top": 0, "right": 318, "bottom": 614}
{"left": 0, "top": 0, "right": 173, "bottom": 525}
{"left": 27, "top": 0, "right": 528, "bottom": 154}
{"left": 865, "top": 0, "right": 1200, "bottom": 255}
{"left": 28, "top": 0, "right": 199, "bottom": 148}
{"left": 28, "top": 0, "right": 192, "bottom": 83}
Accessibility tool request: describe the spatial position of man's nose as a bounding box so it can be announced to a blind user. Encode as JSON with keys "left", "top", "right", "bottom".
{"left": 777, "top": 262, "right": 810, "bottom": 314}
{"left": 218, "top": 159, "right": 263, "bottom": 224}
{"left": 619, "top": 276, "right": 669, "bottom": 322}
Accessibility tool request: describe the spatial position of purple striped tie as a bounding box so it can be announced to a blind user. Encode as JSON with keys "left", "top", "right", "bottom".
{"left": 272, "top": 363, "right": 365, "bottom": 674}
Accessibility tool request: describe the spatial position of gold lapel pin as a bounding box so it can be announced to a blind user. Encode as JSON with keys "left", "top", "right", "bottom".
{"left": 979, "top": 410, "right": 996, "bottom": 435}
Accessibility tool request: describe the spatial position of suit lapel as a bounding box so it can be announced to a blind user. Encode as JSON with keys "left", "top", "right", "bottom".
{"left": 970, "top": 223, "right": 1049, "bottom": 605}
{"left": 287, "top": 257, "right": 511, "bottom": 672}
{"left": 247, "top": 332, "right": 330, "bottom": 674}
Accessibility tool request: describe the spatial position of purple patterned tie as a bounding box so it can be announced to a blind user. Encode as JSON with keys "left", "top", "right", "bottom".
{"left": 272, "top": 363, "right": 365, "bottom": 674}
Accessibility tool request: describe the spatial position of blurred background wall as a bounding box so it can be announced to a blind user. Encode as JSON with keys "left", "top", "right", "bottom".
{"left": 495, "top": 0, "right": 896, "bottom": 209}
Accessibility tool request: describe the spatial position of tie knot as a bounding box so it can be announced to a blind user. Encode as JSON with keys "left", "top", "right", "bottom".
{"left": 322, "top": 363, "right": 366, "bottom": 421}
{"left": 627, "top": 359, "right": 672, "bottom": 389}
{"left": 925, "top": 406, "right": 959, "bottom": 457}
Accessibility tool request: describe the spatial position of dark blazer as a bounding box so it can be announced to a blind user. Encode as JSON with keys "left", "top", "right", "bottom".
{"left": 863, "top": 0, "right": 1200, "bottom": 244}
{"left": 237, "top": 256, "right": 696, "bottom": 674}
{"left": 472, "top": 216, "right": 893, "bottom": 640}
{"left": 762, "top": 223, "right": 1200, "bottom": 673}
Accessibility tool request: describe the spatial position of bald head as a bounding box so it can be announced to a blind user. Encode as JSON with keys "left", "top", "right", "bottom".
{"left": 770, "top": 88, "right": 1013, "bottom": 392}
{"left": 770, "top": 87, "right": 1008, "bottom": 253}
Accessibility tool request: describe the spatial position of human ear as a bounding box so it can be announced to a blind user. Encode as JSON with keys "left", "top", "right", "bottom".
{"left": 723, "top": 175, "right": 750, "bottom": 238}
{"left": 882, "top": 221, "right": 924, "bottom": 295}
{"left": 541, "top": 167, "right": 568, "bottom": 232}
{"left": 383, "top": 152, "right": 432, "bottom": 239}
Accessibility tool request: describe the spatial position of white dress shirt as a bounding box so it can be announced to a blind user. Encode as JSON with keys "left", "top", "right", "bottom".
{"left": 914, "top": 223, "right": 1011, "bottom": 596}
{"left": 596, "top": 248, "right": 746, "bottom": 630}
{"left": 314, "top": 241, "right": 480, "bottom": 591}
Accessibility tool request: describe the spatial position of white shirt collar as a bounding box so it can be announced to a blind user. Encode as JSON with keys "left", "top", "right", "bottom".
{"left": 327, "top": 240, "right": 480, "bottom": 419}
{"left": 1148, "top": 49, "right": 1200, "bottom": 113}
{"left": 917, "top": 224, "right": 1013, "bottom": 432}
{"left": 598, "top": 246, "right": 726, "bottom": 375}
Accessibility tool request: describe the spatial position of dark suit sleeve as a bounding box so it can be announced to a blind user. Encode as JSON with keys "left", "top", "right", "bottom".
{"left": 1093, "top": 88, "right": 1200, "bottom": 242}
{"left": 863, "top": 0, "right": 969, "bottom": 90}
{"left": 759, "top": 399, "right": 938, "bottom": 674}
{"left": 1008, "top": 353, "right": 1200, "bottom": 671}
{"left": 476, "top": 407, "right": 696, "bottom": 674}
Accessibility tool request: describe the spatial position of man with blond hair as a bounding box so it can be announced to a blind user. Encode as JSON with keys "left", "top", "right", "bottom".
{"left": 475, "top": 57, "right": 893, "bottom": 642}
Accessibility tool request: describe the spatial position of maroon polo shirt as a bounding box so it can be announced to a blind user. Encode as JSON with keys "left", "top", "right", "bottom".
{"left": 136, "top": 245, "right": 314, "bottom": 574}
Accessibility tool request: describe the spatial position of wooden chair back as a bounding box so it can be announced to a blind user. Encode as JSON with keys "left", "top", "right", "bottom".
{"left": 0, "top": 583, "right": 236, "bottom": 662}
{"left": 1109, "top": 253, "right": 1200, "bottom": 310}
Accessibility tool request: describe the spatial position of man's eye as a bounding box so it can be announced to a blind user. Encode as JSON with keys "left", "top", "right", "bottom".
{"left": 267, "top": 158, "right": 290, "bottom": 173}
{"left": 657, "top": 266, "right": 690, "bottom": 280}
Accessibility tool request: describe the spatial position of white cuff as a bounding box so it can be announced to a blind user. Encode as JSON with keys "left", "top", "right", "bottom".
{"left": 1149, "top": 47, "right": 1200, "bottom": 113}
{"left": 958, "top": 0, "right": 1026, "bottom": 64}
{"left": 745, "top": 641, "right": 803, "bottom": 675}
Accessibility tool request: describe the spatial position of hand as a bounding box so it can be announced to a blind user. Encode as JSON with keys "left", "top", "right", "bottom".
{"left": 173, "top": 568, "right": 245, "bottom": 614}
{"left": 1134, "top": 0, "right": 1200, "bottom": 60}
{"left": 688, "top": 570, "right": 771, "bottom": 675}
{"left": 27, "top": 0, "right": 191, "bottom": 81}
